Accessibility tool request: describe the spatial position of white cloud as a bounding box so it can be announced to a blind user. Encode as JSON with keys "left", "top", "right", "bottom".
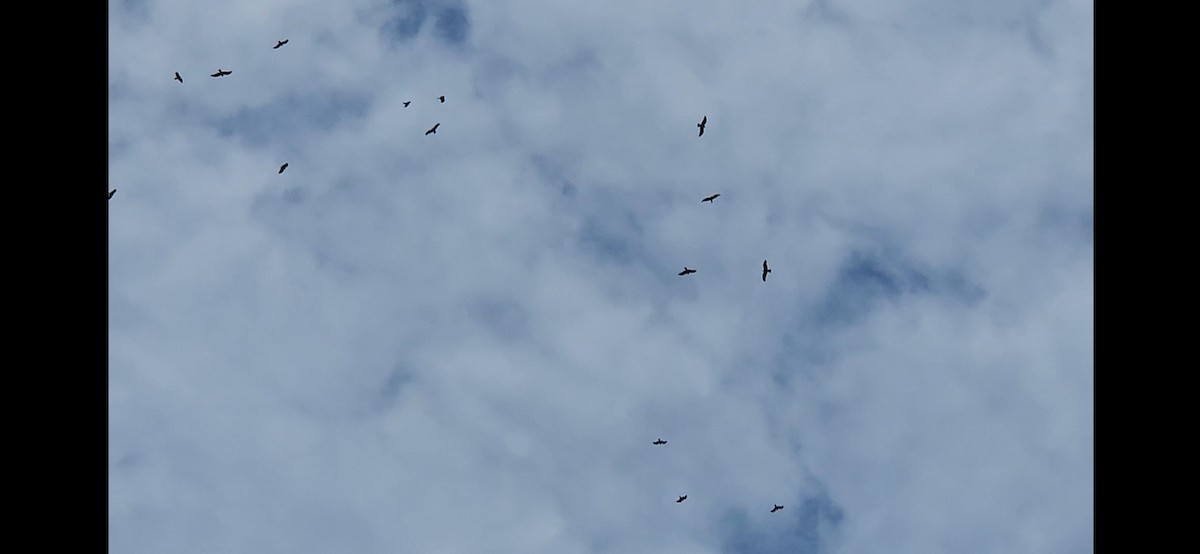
{"left": 109, "top": 1, "right": 1092, "bottom": 552}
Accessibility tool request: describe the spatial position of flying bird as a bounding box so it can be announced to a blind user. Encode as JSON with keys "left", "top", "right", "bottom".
{"left": 652, "top": 439, "right": 667, "bottom": 445}
{"left": 278, "top": 163, "right": 289, "bottom": 174}
{"left": 273, "top": 39, "right": 289, "bottom": 49}
{"left": 697, "top": 115, "right": 707, "bottom": 136}
{"left": 438, "top": 95, "right": 445, "bottom": 103}
{"left": 771, "top": 505, "right": 784, "bottom": 513}
{"left": 425, "top": 123, "right": 441, "bottom": 135}
{"left": 678, "top": 267, "right": 696, "bottom": 276}
{"left": 174, "top": 71, "right": 183, "bottom": 83}
{"left": 676, "top": 495, "right": 688, "bottom": 503}
{"left": 762, "top": 260, "right": 771, "bottom": 282}
{"left": 210, "top": 69, "right": 232, "bottom": 77}
{"left": 702, "top": 194, "right": 720, "bottom": 203}
{"left": 108, "top": 189, "right": 116, "bottom": 200}
{"left": 403, "top": 101, "right": 411, "bottom": 107}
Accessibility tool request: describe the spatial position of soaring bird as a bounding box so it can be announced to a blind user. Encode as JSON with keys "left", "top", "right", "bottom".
{"left": 438, "top": 95, "right": 446, "bottom": 103}
{"left": 652, "top": 439, "right": 667, "bottom": 445}
{"left": 425, "top": 123, "right": 441, "bottom": 135}
{"left": 771, "top": 504, "right": 784, "bottom": 513}
{"left": 108, "top": 189, "right": 116, "bottom": 200}
{"left": 273, "top": 39, "right": 289, "bottom": 49}
{"left": 174, "top": 71, "right": 183, "bottom": 83}
{"left": 210, "top": 69, "right": 232, "bottom": 77}
{"left": 697, "top": 115, "right": 707, "bottom": 136}
{"left": 403, "top": 101, "right": 411, "bottom": 107}
{"left": 702, "top": 194, "right": 720, "bottom": 203}
{"left": 676, "top": 495, "right": 688, "bottom": 503}
{"left": 278, "top": 163, "right": 289, "bottom": 174}
{"left": 762, "top": 260, "right": 771, "bottom": 282}
{"left": 678, "top": 267, "right": 696, "bottom": 276}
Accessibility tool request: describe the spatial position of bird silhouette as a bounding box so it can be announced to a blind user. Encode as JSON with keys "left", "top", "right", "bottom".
{"left": 174, "top": 71, "right": 183, "bottom": 83}
{"left": 678, "top": 267, "right": 696, "bottom": 276}
{"left": 210, "top": 69, "right": 232, "bottom": 77}
{"left": 403, "top": 101, "right": 411, "bottom": 107}
{"left": 652, "top": 439, "right": 667, "bottom": 445}
{"left": 273, "top": 39, "right": 289, "bottom": 49}
{"left": 676, "top": 495, "right": 688, "bottom": 503}
{"left": 278, "top": 163, "right": 289, "bottom": 174}
{"left": 425, "top": 123, "right": 441, "bottom": 135}
{"left": 762, "top": 260, "right": 771, "bottom": 282}
{"left": 697, "top": 115, "right": 707, "bottom": 136}
{"left": 702, "top": 194, "right": 720, "bottom": 203}
{"left": 771, "top": 504, "right": 784, "bottom": 513}
{"left": 438, "top": 95, "right": 445, "bottom": 103}
{"left": 108, "top": 189, "right": 116, "bottom": 200}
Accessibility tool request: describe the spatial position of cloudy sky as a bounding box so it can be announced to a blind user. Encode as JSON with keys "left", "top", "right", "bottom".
{"left": 108, "top": 0, "right": 1093, "bottom": 552}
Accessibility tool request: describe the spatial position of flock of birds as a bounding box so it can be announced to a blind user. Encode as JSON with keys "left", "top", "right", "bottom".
{"left": 108, "top": 37, "right": 788, "bottom": 517}
{"left": 652, "top": 112, "right": 781, "bottom": 514}
{"left": 110, "top": 44, "right": 775, "bottom": 286}
{"left": 652, "top": 436, "right": 783, "bottom": 513}
{"left": 677, "top": 118, "right": 772, "bottom": 283}
{"left": 106, "top": 38, "right": 449, "bottom": 201}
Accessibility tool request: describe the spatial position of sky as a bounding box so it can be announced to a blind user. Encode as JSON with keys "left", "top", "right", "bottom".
{"left": 108, "top": 1, "right": 1093, "bottom": 552}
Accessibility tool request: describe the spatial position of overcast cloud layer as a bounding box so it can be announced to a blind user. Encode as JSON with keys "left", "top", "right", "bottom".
{"left": 109, "top": 1, "right": 1093, "bottom": 552}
